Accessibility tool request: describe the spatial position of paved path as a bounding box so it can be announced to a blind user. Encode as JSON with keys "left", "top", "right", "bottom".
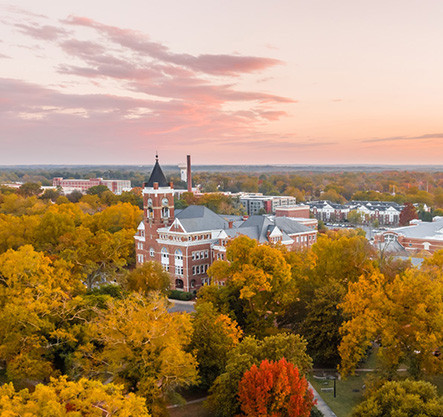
{"left": 309, "top": 382, "right": 337, "bottom": 417}
{"left": 167, "top": 397, "right": 206, "bottom": 409}
{"left": 167, "top": 298, "right": 196, "bottom": 313}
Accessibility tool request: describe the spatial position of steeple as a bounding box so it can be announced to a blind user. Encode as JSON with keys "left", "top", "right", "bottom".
{"left": 145, "top": 154, "right": 168, "bottom": 188}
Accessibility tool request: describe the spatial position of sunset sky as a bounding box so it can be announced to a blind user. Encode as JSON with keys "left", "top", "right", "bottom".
{"left": 1, "top": 1, "right": 443, "bottom": 165}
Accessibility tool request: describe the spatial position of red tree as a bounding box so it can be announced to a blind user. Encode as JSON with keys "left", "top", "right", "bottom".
{"left": 238, "top": 358, "right": 315, "bottom": 417}
{"left": 399, "top": 202, "right": 418, "bottom": 226}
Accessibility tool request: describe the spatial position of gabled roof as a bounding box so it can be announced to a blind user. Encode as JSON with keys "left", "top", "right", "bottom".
{"left": 145, "top": 155, "right": 168, "bottom": 187}
{"left": 175, "top": 205, "right": 228, "bottom": 232}
{"left": 240, "top": 215, "right": 275, "bottom": 242}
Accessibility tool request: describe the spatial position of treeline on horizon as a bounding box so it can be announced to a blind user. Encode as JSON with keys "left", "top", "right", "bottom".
{"left": 0, "top": 184, "right": 442, "bottom": 416}
{"left": 1, "top": 167, "right": 443, "bottom": 209}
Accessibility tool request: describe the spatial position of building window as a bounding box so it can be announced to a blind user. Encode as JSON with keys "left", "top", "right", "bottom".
{"left": 175, "top": 265, "right": 184, "bottom": 275}
{"left": 192, "top": 266, "right": 196, "bottom": 275}
{"left": 190, "top": 279, "right": 196, "bottom": 288}
{"left": 137, "top": 254, "right": 144, "bottom": 263}
{"left": 175, "top": 279, "right": 184, "bottom": 289}
{"left": 161, "top": 247, "right": 169, "bottom": 264}
{"left": 175, "top": 249, "right": 183, "bottom": 261}
{"left": 150, "top": 248, "right": 155, "bottom": 257}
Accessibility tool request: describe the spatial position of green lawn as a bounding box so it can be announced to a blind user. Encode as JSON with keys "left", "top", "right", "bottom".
{"left": 309, "top": 372, "right": 366, "bottom": 417}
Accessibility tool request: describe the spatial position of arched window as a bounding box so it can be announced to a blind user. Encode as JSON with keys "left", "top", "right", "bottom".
{"left": 190, "top": 279, "right": 196, "bottom": 288}
{"left": 161, "top": 247, "right": 169, "bottom": 264}
{"left": 162, "top": 207, "right": 170, "bottom": 218}
{"left": 175, "top": 279, "right": 184, "bottom": 289}
{"left": 175, "top": 249, "right": 183, "bottom": 261}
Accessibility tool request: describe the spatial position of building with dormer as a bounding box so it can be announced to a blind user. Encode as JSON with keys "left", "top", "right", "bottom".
{"left": 135, "top": 156, "right": 317, "bottom": 292}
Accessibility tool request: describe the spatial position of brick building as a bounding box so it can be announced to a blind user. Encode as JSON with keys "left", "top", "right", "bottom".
{"left": 374, "top": 217, "right": 443, "bottom": 254}
{"left": 135, "top": 157, "right": 318, "bottom": 292}
{"left": 53, "top": 177, "right": 131, "bottom": 195}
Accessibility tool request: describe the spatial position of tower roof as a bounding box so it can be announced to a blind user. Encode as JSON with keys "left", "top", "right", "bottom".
{"left": 145, "top": 154, "right": 168, "bottom": 187}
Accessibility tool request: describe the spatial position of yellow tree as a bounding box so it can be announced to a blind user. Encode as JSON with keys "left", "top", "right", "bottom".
{"left": 189, "top": 301, "right": 242, "bottom": 388}
{"left": 206, "top": 236, "right": 296, "bottom": 336}
{"left": 123, "top": 261, "right": 171, "bottom": 295}
{"left": 339, "top": 269, "right": 443, "bottom": 378}
{"left": 75, "top": 293, "right": 198, "bottom": 415}
{"left": 0, "top": 245, "right": 85, "bottom": 382}
{"left": 0, "top": 376, "right": 151, "bottom": 416}
{"left": 59, "top": 226, "right": 134, "bottom": 290}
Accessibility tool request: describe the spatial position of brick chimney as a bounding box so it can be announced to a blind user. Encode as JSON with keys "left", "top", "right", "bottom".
{"left": 228, "top": 220, "right": 233, "bottom": 228}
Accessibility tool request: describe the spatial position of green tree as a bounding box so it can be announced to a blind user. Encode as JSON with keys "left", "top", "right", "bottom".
{"left": 351, "top": 379, "right": 443, "bottom": 417}
{"left": 189, "top": 301, "right": 242, "bottom": 389}
{"left": 347, "top": 210, "right": 362, "bottom": 225}
{"left": 86, "top": 184, "right": 109, "bottom": 196}
{"left": 18, "top": 182, "right": 42, "bottom": 197}
{"left": 301, "top": 282, "right": 345, "bottom": 366}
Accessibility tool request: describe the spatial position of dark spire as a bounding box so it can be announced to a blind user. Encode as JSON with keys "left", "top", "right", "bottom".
{"left": 145, "top": 154, "right": 168, "bottom": 187}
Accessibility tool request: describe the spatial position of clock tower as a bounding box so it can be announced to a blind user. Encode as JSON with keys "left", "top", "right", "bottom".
{"left": 136, "top": 154, "right": 176, "bottom": 267}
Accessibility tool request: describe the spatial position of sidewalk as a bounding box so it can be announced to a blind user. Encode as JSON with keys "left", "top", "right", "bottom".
{"left": 309, "top": 382, "right": 337, "bottom": 417}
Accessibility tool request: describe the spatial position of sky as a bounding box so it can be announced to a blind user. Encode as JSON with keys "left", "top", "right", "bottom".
{"left": 1, "top": 0, "right": 443, "bottom": 165}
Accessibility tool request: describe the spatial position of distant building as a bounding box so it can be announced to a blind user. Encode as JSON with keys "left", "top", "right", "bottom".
{"left": 374, "top": 217, "right": 443, "bottom": 254}
{"left": 53, "top": 177, "right": 131, "bottom": 195}
{"left": 135, "top": 157, "right": 317, "bottom": 292}
{"left": 307, "top": 200, "right": 402, "bottom": 225}
{"left": 239, "top": 193, "right": 297, "bottom": 215}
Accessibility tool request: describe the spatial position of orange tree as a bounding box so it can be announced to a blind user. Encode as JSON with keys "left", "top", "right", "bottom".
{"left": 238, "top": 358, "right": 315, "bottom": 417}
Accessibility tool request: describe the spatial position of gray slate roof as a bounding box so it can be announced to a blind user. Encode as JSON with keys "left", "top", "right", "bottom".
{"left": 175, "top": 205, "right": 228, "bottom": 232}
{"left": 145, "top": 158, "right": 168, "bottom": 187}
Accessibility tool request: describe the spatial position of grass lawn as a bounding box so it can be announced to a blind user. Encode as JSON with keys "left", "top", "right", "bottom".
{"left": 169, "top": 401, "right": 211, "bottom": 417}
{"left": 309, "top": 372, "right": 366, "bottom": 417}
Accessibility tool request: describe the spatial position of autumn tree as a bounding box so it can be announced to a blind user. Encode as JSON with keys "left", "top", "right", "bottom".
{"left": 0, "top": 376, "right": 151, "bottom": 416}
{"left": 189, "top": 301, "right": 242, "bottom": 389}
{"left": 123, "top": 261, "right": 171, "bottom": 295}
{"left": 339, "top": 269, "right": 443, "bottom": 378}
{"left": 0, "top": 245, "right": 86, "bottom": 382}
{"left": 59, "top": 226, "right": 134, "bottom": 290}
{"left": 205, "top": 236, "right": 297, "bottom": 336}
{"left": 206, "top": 333, "right": 312, "bottom": 417}
{"left": 74, "top": 293, "right": 198, "bottom": 415}
{"left": 351, "top": 379, "right": 443, "bottom": 417}
{"left": 238, "top": 359, "right": 315, "bottom": 417}
{"left": 399, "top": 202, "right": 418, "bottom": 226}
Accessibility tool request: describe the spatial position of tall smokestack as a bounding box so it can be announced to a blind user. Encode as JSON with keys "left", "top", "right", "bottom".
{"left": 187, "top": 155, "right": 192, "bottom": 193}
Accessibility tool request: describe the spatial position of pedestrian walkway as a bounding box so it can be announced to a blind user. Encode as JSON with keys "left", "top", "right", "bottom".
{"left": 309, "top": 382, "right": 337, "bottom": 417}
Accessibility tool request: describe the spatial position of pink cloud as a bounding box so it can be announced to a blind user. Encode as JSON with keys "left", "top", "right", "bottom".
{"left": 15, "top": 22, "right": 69, "bottom": 41}
{"left": 1, "top": 11, "right": 298, "bottom": 164}
{"left": 64, "top": 16, "right": 282, "bottom": 76}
